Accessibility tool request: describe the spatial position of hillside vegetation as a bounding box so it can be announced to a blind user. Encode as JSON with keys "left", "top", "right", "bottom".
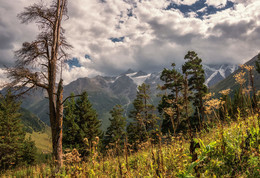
{"left": 1, "top": 52, "right": 260, "bottom": 177}
{"left": 20, "top": 108, "right": 47, "bottom": 133}
{"left": 26, "top": 127, "right": 52, "bottom": 154}
{"left": 2, "top": 114, "right": 259, "bottom": 177}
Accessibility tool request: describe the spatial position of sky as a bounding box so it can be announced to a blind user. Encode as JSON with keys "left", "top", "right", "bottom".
{"left": 0, "top": 0, "right": 260, "bottom": 85}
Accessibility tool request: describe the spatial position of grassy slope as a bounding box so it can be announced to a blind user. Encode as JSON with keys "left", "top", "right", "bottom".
{"left": 26, "top": 126, "right": 52, "bottom": 153}
{"left": 4, "top": 114, "right": 260, "bottom": 177}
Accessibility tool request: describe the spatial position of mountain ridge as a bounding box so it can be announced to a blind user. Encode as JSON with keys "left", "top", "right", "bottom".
{"left": 17, "top": 62, "right": 239, "bottom": 130}
{"left": 211, "top": 55, "right": 260, "bottom": 95}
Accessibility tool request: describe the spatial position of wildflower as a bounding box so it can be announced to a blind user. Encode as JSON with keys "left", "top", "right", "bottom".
{"left": 203, "top": 92, "right": 215, "bottom": 100}
{"left": 241, "top": 64, "right": 254, "bottom": 71}
{"left": 166, "top": 99, "right": 174, "bottom": 104}
{"left": 204, "top": 106, "right": 212, "bottom": 114}
{"left": 164, "top": 107, "right": 175, "bottom": 117}
{"left": 219, "top": 89, "right": 231, "bottom": 96}
{"left": 204, "top": 98, "right": 224, "bottom": 115}
{"left": 234, "top": 71, "right": 246, "bottom": 85}
{"left": 205, "top": 98, "right": 223, "bottom": 110}
{"left": 242, "top": 87, "right": 252, "bottom": 94}
{"left": 63, "top": 148, "right": 81, "bottom": 165}
{"left": 95, "top": 136, "right": 100, "bottom": 144}
{"left": 83, "top": 138, "right": 89, "bottom": 145}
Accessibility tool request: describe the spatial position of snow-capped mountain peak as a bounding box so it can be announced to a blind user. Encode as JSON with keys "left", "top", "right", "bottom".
{"left": 203, "top": 64, "right": 238, "bottom": 87}
{"left": 125, "top": 70, "right": 151, "bottom": 86}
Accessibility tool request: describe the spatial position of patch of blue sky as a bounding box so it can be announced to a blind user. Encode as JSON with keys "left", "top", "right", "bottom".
{"left": 66, "top": 58, "right": 81, "bottom": 68}
{"left": 109, "top": 36, "right": 125, "bottom": 43}
{"left": 85, "top": 54, "right": 91, "bottom": 59}
{"left": 165, "top": 0, "right": 234, "bottom": 19}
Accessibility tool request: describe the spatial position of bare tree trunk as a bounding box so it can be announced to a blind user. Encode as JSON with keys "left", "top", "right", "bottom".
{"left": 49, "top": 0, "right": 66, "bottom": 169}
{"left": 7, "top": 0, "right": 69, "bottom": 170}
{"left": 48, "top": 80, "right": 64, "bottom": 169}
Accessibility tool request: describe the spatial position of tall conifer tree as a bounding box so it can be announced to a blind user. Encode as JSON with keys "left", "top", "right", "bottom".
{"left": 76, "top": 92, "right": 102, "bottom": 150}
{"left": 127, "top": 83, "right": 159, "bottom": 148}
{"left": 0, "top": 91, "right": 36, "bottom": 169}
{"left": 63, "top": 91, "right": 102, "bottom": 156}
{"left": 182, "top": 51, "right": 207, "bottom": 128}
{"left": 159, "top": 63, "right": 184, "bottom": 134}
{"left": 103, "top": 105, "right": 126, "bottom": 149}
{"left": 63, "top": 93, "right": 80, "bottom": 150}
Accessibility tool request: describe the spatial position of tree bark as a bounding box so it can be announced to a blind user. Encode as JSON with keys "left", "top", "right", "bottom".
{"left": 44, "top": 0, "right": 66, "bottom": 170}
{"left": 49, "top": 0, "right": 65, "bottom": 169}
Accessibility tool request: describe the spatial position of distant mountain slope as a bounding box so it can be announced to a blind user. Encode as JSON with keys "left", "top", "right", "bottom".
{"left": 20, "top": 108, "right": 47, "bottom": 133}
{"left": 211, "top": 55, "right": 260, "bottom": 95}
{"left": 20, "top": 63, "right": 238, "bottom": 130}
{"left": 203, "top": 64, "right": 238, "bottom": 87}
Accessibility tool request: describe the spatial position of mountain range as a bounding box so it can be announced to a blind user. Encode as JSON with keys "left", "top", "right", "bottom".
{"left": 18, "top": 62, "right": 241, "bottom": 130}
{"left": 211, "top": 55, "right": 260, "bottom": 95}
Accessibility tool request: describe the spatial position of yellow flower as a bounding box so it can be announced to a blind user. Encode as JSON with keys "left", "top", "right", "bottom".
{"left": 203, "top": 92, "right": 215, "bottom": 100}
{"left": 166, "top": 99, "right": 174, "bottom": 104}
{"left": 241, "top": 64, "right": 254, "bottom": 71}
{"left": 242, "top": 87, "right": 252, "bottom": 94}
{"left": 164, "top": 107, "right": 175, "bottom": 117}
{"left": 234, "top": 71, "right": 246, "bottom": 85}
{"left": 219, "top": 89, "right": 231, "bottom": 96}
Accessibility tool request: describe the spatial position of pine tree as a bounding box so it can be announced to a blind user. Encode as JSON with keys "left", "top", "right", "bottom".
{"left": 127, "top": 83, "right": 159, "bottom": 149}
{"left": 182, "top": 51, "right": 207, "bottom": 129}
{"left": 0, "top": 91, "right": 36, "bottom": 170}
{"left": 63, "top": 93, "right": 80, "bottom": 150}
{"left": 159, "top": 63, "right": 184, "bottom": 134}
{"left": 22, "top": 136, "right": 37, "bottom": 165}
{"left": 76, "top": 91, "right": 102, "bottom": 149}
{"left": 63, "top": 92, "right": 102, "bottom": 156}
{"left": 103, "top": 105, "right": 126, "bottom": 149}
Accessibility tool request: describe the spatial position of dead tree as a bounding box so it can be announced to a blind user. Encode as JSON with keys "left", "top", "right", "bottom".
{"left": 5, "top": 0, "right": 71, "bottom": 169}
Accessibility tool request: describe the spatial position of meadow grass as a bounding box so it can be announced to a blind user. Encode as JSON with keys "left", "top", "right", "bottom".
{"left": 2, "top": 114, "right": 260, "bottom": 177}
{"left": 26, "top": 126, "right": 52, "bottom": 153}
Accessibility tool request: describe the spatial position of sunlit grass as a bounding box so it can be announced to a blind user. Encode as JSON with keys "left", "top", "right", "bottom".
{"left": 2, "top": 114, "right": 259, "bottom": 177}
{"left": 26, "top": 126, "right": 52, "bottom": 153}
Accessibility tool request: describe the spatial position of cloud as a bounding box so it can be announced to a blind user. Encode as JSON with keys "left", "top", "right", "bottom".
{"left": 206, "top": 0, "right": 228, "bottom": 8}
{"left": 62, "top": 65, "right": 102, "bottom": 85}
{"left": 0, "top": 0, "right": 38, "bottom": 66}
{"left": 0, "top": 68, "right": 8, "bottom": 89}
{"left": 170, "top": 0, "right": 199, "bottom": 6}
{"left": 1, "top": 0, "right": 260, "bottom": 85}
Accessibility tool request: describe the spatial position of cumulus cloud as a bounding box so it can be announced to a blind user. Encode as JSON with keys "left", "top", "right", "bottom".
{"left": 206, "top": 0, "right": 228, "bottom": 8}
{"left": 62, "top": 65, "right": 103, "bottom": 85}
{"left": 170, "top": 0, "right": 199, "bottom": 6}
{"left": 1, "top": 0, "right": 260, "bottom": 85}
{"left": 0, "top": 0, "right": 39, "bottom": 66}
